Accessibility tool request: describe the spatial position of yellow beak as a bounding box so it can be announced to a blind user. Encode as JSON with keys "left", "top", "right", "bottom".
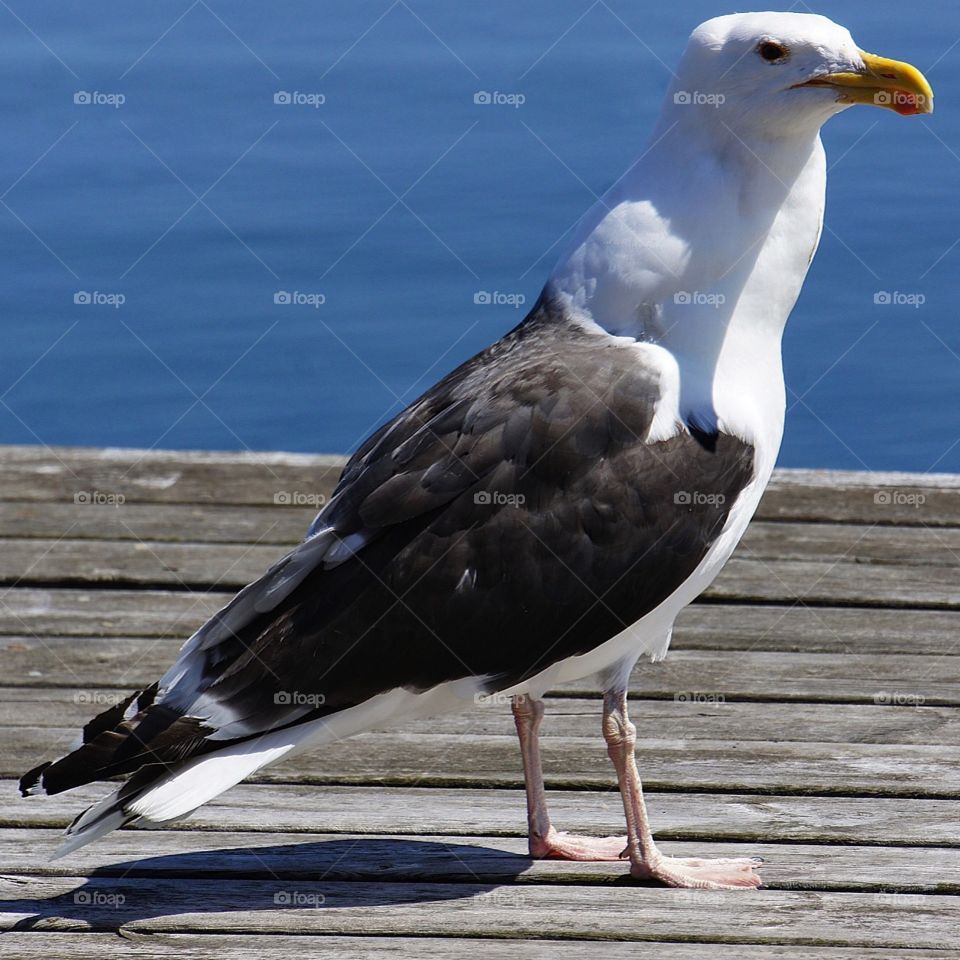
{"left": 800, "top": 50, "right": 933, "bottom": 115}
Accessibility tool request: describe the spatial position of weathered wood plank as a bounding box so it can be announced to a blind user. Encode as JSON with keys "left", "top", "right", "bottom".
{"left": 0, "top": 587, "right": 227, "bottom": 638}
{"left": 1, "top": 513, "right": 959, "bottom": 570}
{"left": 5, "top": 688, "right": 959, "bottom": 749}
{"left": 3, "top": 524, "right": 960, "bottom": 609}
{"left": 740, "top": 522, "right": 960, "bottom": 567}
{"left": 673, "top": 605, "right": 960, "bottom": 655}
{"left": 0, "top": 500, "right": 315, "bottom": 544}
{"left": 3, "top": 875, "right": 960, "bottom": 947}
{"left": 0, "top": 935, "right": 950, "bottom": 960}
{"left": 0, "top": 635, "right": 183, "bottom": 688}
{"left": 5, "top": 782, "right": 954, "bottom": 845}
{"left": 761, "top": 468, "right": 960, "bottom": 527}
{"left": 0, "top": 446, "right": 345, "bottom": 507}
{"left": 8, "top": 727, "right": 960, "bottom": 796}
{"left": 708, "top": 556, "right": 960, "bottom": 608}
{"left": 0, "top": 538, "right": 283, "bottom": 588}
{"left": 4, "top": 635, "right": 955, "bottom": 707}
{"left": 3, "top": 590, "right": 958, "bottom": 659}
{"left": 3, "top": 450, "right": 960, "bottom": 955}
{"left": 2, "top": 828, "right": 957, "bottom": 894}
{"left": 1, "top": 446, "right": 959, "bottom": 527}
{"left": 606, "top": 649, "right": 960, "bottom": 704}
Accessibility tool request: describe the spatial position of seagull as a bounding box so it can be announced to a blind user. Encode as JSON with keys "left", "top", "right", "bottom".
{"left": 21, "top": 12, "right": 932, "bottom": 889}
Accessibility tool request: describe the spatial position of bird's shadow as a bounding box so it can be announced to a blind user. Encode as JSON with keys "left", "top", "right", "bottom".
{"left": 4, "top": 835, "right": 602, "bottom": 930}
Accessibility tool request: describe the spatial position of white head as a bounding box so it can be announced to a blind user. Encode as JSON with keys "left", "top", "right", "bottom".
{"left": 667, "top": 12, "right": 932, "bottom": 138}
{"left": 548, "top": 10, "right": 933, "bottom": 402}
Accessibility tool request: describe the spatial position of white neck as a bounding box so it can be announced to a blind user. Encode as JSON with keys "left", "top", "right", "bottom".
{"left": 548, "top": 102, "right": 830, "bottom": 457}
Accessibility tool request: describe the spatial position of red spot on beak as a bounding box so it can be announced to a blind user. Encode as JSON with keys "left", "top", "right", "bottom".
{"left": 891, "top": 92, "right": 923, "bottom": 116}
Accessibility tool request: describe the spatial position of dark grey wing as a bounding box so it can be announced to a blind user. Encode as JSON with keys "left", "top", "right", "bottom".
{"left": 21, "top": 294, "right": 755, "bottom": 796}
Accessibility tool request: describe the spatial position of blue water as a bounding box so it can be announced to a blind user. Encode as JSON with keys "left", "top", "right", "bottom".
{"left": 0, "top": 1, "right": 957, "bottom": 472}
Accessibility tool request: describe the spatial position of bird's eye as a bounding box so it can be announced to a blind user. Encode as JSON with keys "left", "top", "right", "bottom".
{"left": 757, "top": 41, "right": 789, "bottom": 63}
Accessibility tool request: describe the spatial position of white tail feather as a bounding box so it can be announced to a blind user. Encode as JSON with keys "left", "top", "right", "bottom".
{"left": 49, "top": 679, "right": 484, "bottom": 857}
{"left": 52, "top": 786, "right": 132, "bottom": 859}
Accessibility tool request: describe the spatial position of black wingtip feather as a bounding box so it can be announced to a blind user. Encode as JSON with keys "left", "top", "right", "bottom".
{"left": 79, "top": 683, "right": 160, "bottom": 747}
{"left": 19, "top": 761, "right": 50, "bottom": 796}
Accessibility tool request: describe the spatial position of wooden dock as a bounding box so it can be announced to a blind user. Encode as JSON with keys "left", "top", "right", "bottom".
{"left": 1, "top": 444, "right": 959, "bottom": 957}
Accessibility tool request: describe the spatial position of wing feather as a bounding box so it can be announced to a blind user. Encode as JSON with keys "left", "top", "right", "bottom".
{"left": 21, "top": 293, "right": 755, "bottom": 799}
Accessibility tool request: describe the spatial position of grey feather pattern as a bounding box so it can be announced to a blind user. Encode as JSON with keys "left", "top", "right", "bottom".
{"left": 20, "top": 292, "right": 755, "bottom": 798}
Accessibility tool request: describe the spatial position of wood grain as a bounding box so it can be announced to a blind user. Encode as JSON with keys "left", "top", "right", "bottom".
{"left": 3, "top": 875, "right": 960, "bottom": 948}
{"left": 4, "top": 635, "right": 956, "bottom": 706}
{"left": 8, "top": 726, "right": 960, "bottom": 796}
{"left": 2, "top": 828, "right": 958, "bottom": 894}
{"left": 5, "top": 781, "right": 955, "bottom": 845}
{"left": 3, "top": 446, "right": 959, "bottom": 957}
{"left": 5, "top": 688, "right": 959, "bottom": 746}
{"left": 3, "top": 526, "right": 960, "bottom": 609}
{"left": 0, "top": 933, "right": 948, "bottom": 960}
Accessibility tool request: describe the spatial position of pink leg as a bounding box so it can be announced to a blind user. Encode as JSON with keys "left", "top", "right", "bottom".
{"left": 511, "top": 694, "right": 627, "bottom": 861}
{"left": 602, "top": 688, "right": 763, "bottom": 890}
